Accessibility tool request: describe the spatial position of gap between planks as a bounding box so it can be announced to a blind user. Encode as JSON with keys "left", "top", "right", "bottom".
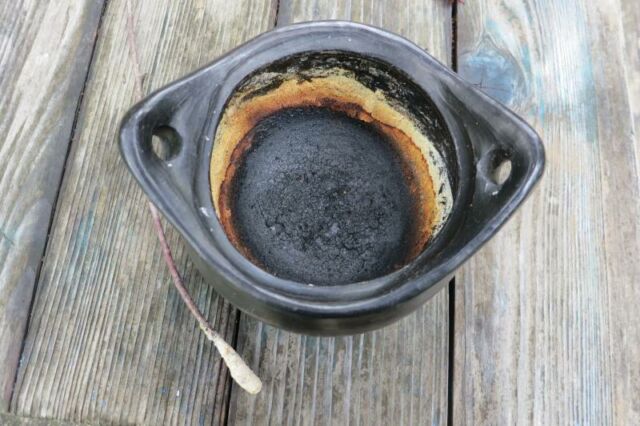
{"left": 446, "top": 4, "right": 458, "bottom": 425}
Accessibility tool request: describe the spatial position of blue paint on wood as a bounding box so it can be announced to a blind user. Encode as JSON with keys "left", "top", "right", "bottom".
{"left": 0, "top": 227, "right": 15, "bottom": 247}
{"left": 76, "top": 213, "right": 95, "bottom": 253}
{"left": 459, "top": 9, "right": 600, "bottom": 145}
{"left": 459, "top": 35, "right": 527, "bottom": 107}
{"left": 576, "top": 39, "right": 599, "bottom": 142}
{"left": 75, "top": 193, "right": 97, "bottom": 255}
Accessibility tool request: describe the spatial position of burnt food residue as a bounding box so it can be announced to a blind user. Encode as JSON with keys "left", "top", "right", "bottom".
{"left": 211, "top": 52, "right": 454, "bottom": 286}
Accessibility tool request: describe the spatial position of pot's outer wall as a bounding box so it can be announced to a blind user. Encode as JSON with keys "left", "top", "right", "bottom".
{"left": 119, "top": 21, "right": 544, "bottom": 335}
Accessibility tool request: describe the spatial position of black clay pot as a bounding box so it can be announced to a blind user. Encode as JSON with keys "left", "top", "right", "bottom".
{"left": 120, "top": 21, "right": 544, "bottom": 335}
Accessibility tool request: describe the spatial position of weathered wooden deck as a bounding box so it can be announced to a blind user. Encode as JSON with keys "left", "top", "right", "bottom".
{"left": 1, "top": 0, "right": 639, "bottom": 424}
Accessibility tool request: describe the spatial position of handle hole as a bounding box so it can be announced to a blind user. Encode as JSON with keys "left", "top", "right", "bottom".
{"left": 491, "top": 155, "right": 512, "bottom": 186}
{"left": 151, "top": 126, "right": 181, "bottom": 161}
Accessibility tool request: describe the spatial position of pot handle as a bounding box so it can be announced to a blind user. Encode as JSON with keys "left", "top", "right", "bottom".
{"left": 437, "top": 81, "right": 545, "bottom": 242}
{"left": 463, "top": 101, "right": 545, "bottom": 232}
{"left": 119, "top": 85, "right": 213, "bottom": 239}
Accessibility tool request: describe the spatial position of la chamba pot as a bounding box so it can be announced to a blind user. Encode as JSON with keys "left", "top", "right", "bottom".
{"left": 119, "top": 21, "right": 544, "bottom": 335}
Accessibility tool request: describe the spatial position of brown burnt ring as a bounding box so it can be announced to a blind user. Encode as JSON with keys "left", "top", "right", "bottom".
{"left": 119, "top": 22, "right": 544, "bottom": 335}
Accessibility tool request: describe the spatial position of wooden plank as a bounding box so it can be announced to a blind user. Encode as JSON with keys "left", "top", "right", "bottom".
{"left": 622, "top": 0, "right": 640, "bottom": 158}
{"left": 228, "top": 1, "right": 453, "bottom": 424}
{"left": 453, "top": 0, "right": 640, "bottom": 424}
{"left": 0, "top": 413, "right": 81, "bottom": 426}
{"left": 10, "top": 0, "right": 277, "bottom": 424}
{"left": 0, "top": 0, "right": 106, "bottom": 410}
{"left": 618, "top": 1, "right": 640, "bottom": 423}
{"left": 230, "top": 306, "right": 449, "bottom": 426}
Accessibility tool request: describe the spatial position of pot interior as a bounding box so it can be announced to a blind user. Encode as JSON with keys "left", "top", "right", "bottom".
{"left": 210, "top": 51, "right": 457, "bottom": 285}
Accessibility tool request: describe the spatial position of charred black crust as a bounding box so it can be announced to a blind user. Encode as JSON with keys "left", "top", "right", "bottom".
{"left": 226, "top": 107, "right": 417, "bottom": 285}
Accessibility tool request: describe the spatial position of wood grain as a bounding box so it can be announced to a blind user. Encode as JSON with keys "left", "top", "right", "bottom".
{"left": 10, "top": 0, "right": 276, "bottom": 423}
{"left": 454, "top": 0, "right": 640, "bottom": 424}
{"left": 618, "top": 1, "right": 640, "bottom": 423}
{"left": 0, "top": 413, "right": 81, "bottom": 426}
{"left": 0, "top": 0, "right": 106, "bottom": 410}
{"left": 622, "top": 0, "right": 640, "bottom": 163}
{"left": 229, "top": 306, "right": 449, "bottom": 426}
{"left": 228, "top": 1, "right": 453, "bottom": 424}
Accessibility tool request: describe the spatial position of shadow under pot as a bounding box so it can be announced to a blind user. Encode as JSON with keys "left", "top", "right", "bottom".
{"left": 119, "top": 22, "right": 544, "bottom": 335}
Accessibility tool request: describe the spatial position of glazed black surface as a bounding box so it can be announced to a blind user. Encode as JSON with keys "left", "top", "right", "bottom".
{"left": 231, "top": 107, "right": 415, "bottom": 285}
